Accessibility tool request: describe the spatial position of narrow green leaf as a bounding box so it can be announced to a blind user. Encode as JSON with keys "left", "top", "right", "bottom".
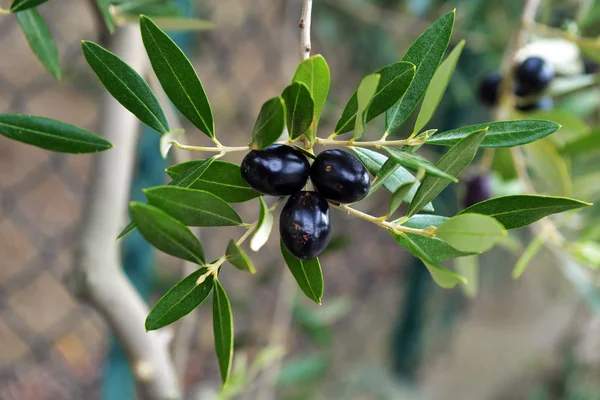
{"left": 144, "top": 186, "right": 242, "bottom": 227}
{"left": 385, "top": 10, "right": 455, "bottom": 135}
{"left": 455, "top": 255, "right": 479, "bottom": 298}
{"left": 250, "top": 197, "right": 273, "bottom": 252}
{"left": 426, "top": 120, "right": 561, "bottom": 148}
{"left": 571, "top": 241, "right": 600, "bottom": 268}
{"left": 460, "top": 195, "right": 592, "bottom": 229}
{"left": 130, "top": 202, "right": 205, "bottom": 264}
{"left": 396, "top": 232, "right": 467, "bottom": 288}
{"left": 413, "top": 40, "right": 464, "bottom": 134}
{"left": 226, "top": 240, "right": 256, "bottom": 274}
{"left": 390, "top": 215, "right": 474, "bottom": 262}
{"left": 281, "top": 82, "right": 314, "bottom": 139}
{"left": 95, "top": 0, "right": 115, "bottom": 33}
{"left": 140, "top": 15, "right": 214, "bottom": 138}
{"left": 213, "top": 280, "right": 234, "bottom": 386}
{"left": 512, "top": 235, "right": 546, "bottom": 278}
{"left": 0, "top": 114, "right": 112, "bottom": 153}
{"left": 166, "top": 160, "right": 259, "bottom": 203}
{"left": 292, "top": 55, "right": 330, "bottom": 142}
{"left": 335, "top": 61, "right": 415, "bottom": 135}
{"left": 354, "top": 73, "right": 381, "bottom": 140}
{"left": 388, "top": 181, "right": 415, "bottom": 217}
{"left": 407, "top": 128, "right": 487, "bottom": 217}
{"left": 280, "top": 242, "right": 323, "bottom": 305}
{"left": 383, "top": 147, "right": 458, "bottom": 181}
{"left": 248, "top": 97, "right": 286, "bottom": 150}
{"left": 17, "top": 8, "right": 61, "bottom": 79}
{"left": 82, "top": 40, "right": 170, "bottom": 134}
{"left": 145, "top": 267, "right": 213, "bottom": 331}
{"left": 10, "top": 0, "right": 48, "bottom": 12}
{"left": 524, "top": 140, "right": 572, "bottom": 196}
{"left": 436, "top": 213, "right": 506, "bottom": 253}
{"left": 352, "top": 147, "right": 433, "bottom": 211}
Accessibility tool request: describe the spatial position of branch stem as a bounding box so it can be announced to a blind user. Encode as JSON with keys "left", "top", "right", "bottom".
{"left": 299, "top": 0, "right": 313, "bottom": 60}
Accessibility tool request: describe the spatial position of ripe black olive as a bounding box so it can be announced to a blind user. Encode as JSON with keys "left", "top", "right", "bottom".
{"left": 516, "top": 96, "right": 553, "bottom": 112}
{"left": 515, "top": 57, "right": 555, "bottom": 94}
{"left": 241, "top": 144, "right": 310, "bottom": 196}
{"left": 463, "top": 175, "right": 491, "bottom": 208}
{"left": 310, "top": 149, "right": 370, "bottom": 204}
{"left": 478, "top": 72, "right": 502, "bottom": 106}
{"left": 280, "top": 191, "right": 331, "bottom": 260}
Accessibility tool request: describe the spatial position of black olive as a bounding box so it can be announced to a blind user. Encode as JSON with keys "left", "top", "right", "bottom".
{"left": 310, "top": 149, "right": 370, "bottom": 204}
{"left": 241, "top": 144, "right": 310, "bottom": 196}
{"left": 463, "top": 175, "right": 492, "bottom": 208}
{"left": 478, "top": 72, "right": 503, "bottom": 106}
{"left": 515, "top": 57, "right": 555, "bottom": 95}
{"left": 280, "top": 191, "right": 331, "bottom": 260}
{"left": 516, "top": 96, "right": 553, "bottom": 112}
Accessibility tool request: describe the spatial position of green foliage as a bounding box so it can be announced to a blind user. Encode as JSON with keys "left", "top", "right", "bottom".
{"left": 354, "top": 73, "right": 381, "bottom": 140}
{"left": 248, "top": 97, "right": 286, "bottom": 150}
{"left": 436, "top": 213, "right": 506, "bottom": 253}
{"left": 9, "top": 0, "right": 49, "bottom": 12}
{"left": 16, "top": 8, "right": 61, "bottom": 79}
{"left": 383, "top": 146, "right": 458, "bottom": 181}
{"left": 145, "top": 267, "right": 214, "bottom": 331}
{"left": 388, "top": 181, "right": 415, "bottom": 217}
{"left": 226, "top": 240, "right": 256, "bottom": 274}
{"left": 82, "top": 40, "right": 171, "bottom": 134}
{"left": 281, "top": 82, "right": 314, "bottom": 139}
{"left": 250, "top": 197, "right": 274, "bottom": 252}
{"left": 213, "top": 280, "right": 234, "bottom": 385}
{"left": 140, "top": 16, "right": 214, "bottom": 138}
{"left": 292, "top": 55, "right": 330, "bottom": 141}
{"left": 0, "top": 114, "right": 112, "bottom": 153}
{"left": 281, "top": 242, "right": 324, "bottom": 305}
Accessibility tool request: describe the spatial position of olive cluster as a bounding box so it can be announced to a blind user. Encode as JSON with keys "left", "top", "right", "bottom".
{"left": 478, "top": 56, "right": 555, "bottom": 111}
{"left": 241, "top": 145, "right": 370, "bottom": 260}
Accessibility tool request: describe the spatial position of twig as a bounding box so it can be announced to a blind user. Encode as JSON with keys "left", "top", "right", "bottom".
{"left": 69, "top": 25, "right": 180, "bottom": 400}
{"left": 299, "top": 0, "right": 312, "bottom": 60}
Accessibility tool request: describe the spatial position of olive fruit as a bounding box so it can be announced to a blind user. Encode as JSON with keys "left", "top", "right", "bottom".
{"left": 478, "top": 72, "right": 502, "bottom": 106}
{"left": 516, "top": 96, "right": 553, "bottom": 112}
{"left": 463, "top": 175, "right": 491, "bottom": 208}
{"left": 310, "top": 149, "right": 370, "bottom": 204}
{"left": 241, "top": 144, "right": 310, "bottom": 196}
{"left": 280, "top": 191, "right": 331, "bottom": 260}
{"left": 515, "top": 57, "right": 555, "bottom": 94}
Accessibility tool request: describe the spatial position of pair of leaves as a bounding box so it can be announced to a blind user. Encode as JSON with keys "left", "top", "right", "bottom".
{"left": 281, "top": 242, "right": 324, "bottom": 305}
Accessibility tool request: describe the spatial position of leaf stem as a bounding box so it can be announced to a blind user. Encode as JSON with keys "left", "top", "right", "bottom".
{"left": 171, "top": 140, "right": 249, "bottom": 154}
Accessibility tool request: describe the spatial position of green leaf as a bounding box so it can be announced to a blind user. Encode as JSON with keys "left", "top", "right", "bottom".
{"left": 248, "top": 97, "right": 286, "bottom": 150}
{"left": 385, "top": 10, "right": 455, "bottom": 135}
{"left": 435, "top": 213, "right": 506, "bottom": 253}
{"left": 95, "top": 0, "right": 115, "bottom": 33}
{"left": 250, "top": 197, "right": 273, "bottom": 252}
{"left": 166, "top": 160, "right": 259, "bottom": 203}
{"left": 10, "top": 0, "right": 49, "bottom": 12}
{"left": 354, "top": 73, "right": 381, "bottom": 140}
{"left": 16, "top": 8, "right": 61, "bottom": 80}
{"left": 213, "top": 279, "right": 234, "bottom": 386}
{"left": 390, "top": 215, "right": 474, "bottom": 262}
{"left": 512, "top": 234, "right": 546, "bottom": 279}
{"left": 352, "top": 147, "right": 433, "bottom": 211}
{"left": 144, "top": 186, "right": 242, "bottom": 227}
{"left": 455, "top": 255, "right": 478, "bottom": 298}
{"left": 571, "top": 241, "right": 600, "bottom": 268}
{"left": 281, "top": 242, "right": 323, "bottom": 305}
{"left": 413, "top": 40, "right": 464, "bottom": 134}
{"left": 396, "top": 232, "right": 467, "bottom": 288}
{"left": 292, "top": 55, "right": 330, "bottom": 141}
{"left": 335, "top": 61, "right": 415, "bottom": 135}
{"left": 0, "top": 114, "right": 112, "bottom": 153}
{"left": 524, "top": 140, "right": 572, "bottom": 196}
{"left": 281, "top": 82, "right": 314, "bottom": 139}
{"left": 560, "top": 129, "right": 600, "bottom": 155}
{"left": 145, "top": 267, "right": 213, "bottom": 331}
{"left": 460, "top": 195, "right": 592, "bottom": 229}
{"left": 407, "top": 128, "right": 487, "bottom": 217}
{"left": 426, "top": 120, "right": 560, "bottom": 148}
{"left": 82, "top": 40, "right": 170, "bottom": 134}
{"left": 226, "top": 240, "right": 256, "bottom": 274}
{"left": 140, "top": 15, "right": 214, "bottom": 138}
{"left": 527, "top": 110, "right": 589, "bottom": 148}
{"left": 130, "top": 202, "right": 205, "bottom": 264}
{"left": 382, "top": 147, "right": 458, "bottom": 181}
{"left": 388, "top": 181, "right": 415, "bottom": 217}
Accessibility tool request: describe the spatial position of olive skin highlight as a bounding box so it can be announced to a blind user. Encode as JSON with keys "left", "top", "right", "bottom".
{"left": 310, "top": 149, "right": 370, "bottom": 204}
{"left": 241, "top": 144, "right": 310, "bottom": 196}
{"left": 280, "top": 191, "right": 331, "bottom": 260}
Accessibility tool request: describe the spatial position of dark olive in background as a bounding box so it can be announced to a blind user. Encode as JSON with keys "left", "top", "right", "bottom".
{"left": 516, "top": 96, "right": 554, "bottom": 112}
{"left": 241, "top": 144, "right": 310, "bottom": 196}
{"left": 280, "top": 191, "right": 331, "bottom": 260}
{"left": 310, "top": 149, "right": 370, "bottom": 204}
{"left": 515, "top": 56, "right": 555, "bottom": 94}
{"left": 478, "top": 71, "right": 503, "bottom": 106}
{"left": 463, "top": 175, "right": 492, "bottom": 208}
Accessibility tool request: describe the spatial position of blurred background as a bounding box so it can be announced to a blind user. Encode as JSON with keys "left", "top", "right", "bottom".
{"left": 0, "top": 0, "right": 599, "bottom": 399}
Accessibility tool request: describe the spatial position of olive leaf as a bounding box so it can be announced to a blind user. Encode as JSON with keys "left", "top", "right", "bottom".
{"left": 281, "top": 82, "right": 314, "bottom": 139}
{"left": 16, "top": 8, "right": 61, "bottom": 80}
{"left": 292, "top": 55, "right": 330, "bottom": 142}
{"left": 248, "top": 97, "right": 286, "bottom": 150}
{"left": 388, "top": 181, "right": 416, "bottom": 217}
{"left": 10, "top": 0, "right": 50, "bottom": 12}
{"left": 435, "top": 213, "right": 507, "bottom": 253}
{"left": 250, "top": 197, "right": 274, "bottom": 252}
{"left": 382, "top": 147, "right": 458, "bottom": 181}
{"left": 455, "top": 255, "right": 479, "bottom": 298}
{"left": 281, "top": 242, "right": 324, "bottom": 305}
{"left": 213, "top": 279, "right": 234, "bottom": 385}
{"left": 226, "top": 240, "right": 256, "bottom": 274}
{"left": 354, "top": 73, "right": 381, "bottom": 140}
